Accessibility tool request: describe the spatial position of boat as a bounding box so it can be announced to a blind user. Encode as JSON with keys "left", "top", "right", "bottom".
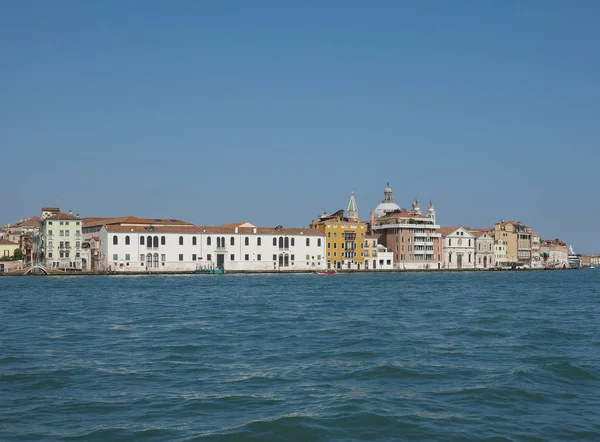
{"left": 589, "top": 266, "right": 595, "bottom": 269}
{"left": 195, "top": 264, "right": 224, "bottom": 274}
{"left": 315, "top": 270, "right": 335, "bottom": 275}
{"left": 568, "top": 245, "right": 581, "bottom": 269}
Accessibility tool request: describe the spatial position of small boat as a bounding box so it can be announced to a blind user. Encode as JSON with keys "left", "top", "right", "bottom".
{"left": 590, "top": 266, "right": 595, "bottom": 269}
{"left": 315, "top": 270, "right": 335, "bottom": 275}
{"left": 195, "top": 265, "right": 224, "bottom": 275}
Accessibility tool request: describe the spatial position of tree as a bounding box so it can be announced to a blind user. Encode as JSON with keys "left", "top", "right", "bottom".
{"left": 13, "top": 248, "right": 23, "bottom": 261}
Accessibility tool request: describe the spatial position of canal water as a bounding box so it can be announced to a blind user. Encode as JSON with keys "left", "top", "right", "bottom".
{"left": 1, "top": 271, "right": 599, "bottom": 441}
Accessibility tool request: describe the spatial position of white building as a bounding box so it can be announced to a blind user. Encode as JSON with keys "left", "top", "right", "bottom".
{"left": 495, "top": 239, "right": 508, "bottom": 267}
{"left": 376, "top": 245, "right": 394, "bottom": 270}
{"left": 469, "top": 229, "right": 495, "bottom": 269}
{"left": 440, "top": 226, "right": 476, "bottom": 269}
{"left": 34, "top": 207, "right": 84, "bottom": 270}
{"left": 84, "top": 217, "right": 326, "bottom": 272}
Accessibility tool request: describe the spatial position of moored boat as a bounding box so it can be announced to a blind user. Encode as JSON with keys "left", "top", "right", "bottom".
{"left": 195, "top": 264, "right": 224, "bottom": 274}
{"left": 315, "top": 270, "right": 335, "bottom": 275}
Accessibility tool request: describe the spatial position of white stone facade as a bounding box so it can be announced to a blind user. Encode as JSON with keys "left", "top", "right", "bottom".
{"left": 441, "top": 227, "right": 476, "bottom": 269}
{"left": 96, "top": 224, "right": 326, "bottom": 272}
{"left": 34, "top": 208, "right": 84, "bottom": 270}
{"left": 471, "top": 230, "right": 495, "bottom": 269}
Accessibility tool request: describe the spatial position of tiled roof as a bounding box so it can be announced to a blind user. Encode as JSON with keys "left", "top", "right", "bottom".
{"left": 83, "top": 216, "right": 193, "bottom": 229}
{"left": 10, "top": 216, "right": 40, "bottom": 228}
{"left": 105, "top": 224, "right": 325, "bottom": 236}
{"left": 44, "top": 212, "right": 81, "bottom": 221}
{"left": 439, "top": 226, "right": 461, "bottom": 237}
{"left": 41, "top": 207, "right": 60, "bottom": 212}
{"left": 0, "top": 238, "right": 18, "bottom": 246}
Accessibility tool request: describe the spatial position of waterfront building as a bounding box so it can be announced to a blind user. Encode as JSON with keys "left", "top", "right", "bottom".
{"left": 363, "top": 234, "right": 386, "bottom": 270}
{"left": 84, "top": 217, "right": 326, "bottom": 272}
{"left": 590, "top": 255, "right": 600, "bottom": 266}
{"left": 375, "top": 245, "right": 394, "bottom": 270}
{"left": 0, "top": 238, "right": 19, "bottom": 259}
{"left": 540, "top": 239, "right": 569, "bottom": 268}
{"left": 530, "top": 232, "right": 542, "bottom": 268}
{"left": 33, "top": 207, "right": 83, "bottom": 270}
{"left": 310, "top": 194, "right": 368, "bottom": 270}
{"left": 493, "top": 220, "right": 532, "bottom": 266}
{"left": 494, "top": 239, "right": 509, "bottom": 267}
{"left": 440, "top": 226, "right": 476, "bottom": 269}
{"left": 372, "top": 188, "right": 441, "bottom": 270}
{"left": 468, "top": 229, "right": 495, "bottom": 269}
{"left": 1, "top": 216, "right": 40, "bottom": 265}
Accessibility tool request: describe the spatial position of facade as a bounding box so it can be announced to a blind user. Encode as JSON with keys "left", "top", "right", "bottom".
{"left": 468, "top": 229, "right": 495, "bottom": 269}
{"left": 363, "top": 234, "right": 379, "bottom": 270}
{"left": 373, "top": 189, "right": 441, "bottom": 270}
{"left": 590, "top": 255, "right": 600, "bottom": 266}
{"left": 1, "top": 216, "right": 40, "bottom": 264}
{"left": 376, "top": 245, "right": 394, "bottom": 269}
{"left": 310, "top": 194, "right": 368, "bottom": 270}
{"left": 440, "top": 226, "right": 476, "bottom": 269}
{"left": 493, "top": 220, "right": 532, "bottom": 266}
{"left": 84, "top": 217, "right": 326, "bottom": 272}
{"left": 494, "top": 240, "right": 508, "bottom": 266}
{"left": 530, "top": 232, "right": 541, "bottom": 268}
{"left": 0, "top": 238, "right": 19, "bottom": 259}
{"left": 541, "top": 239, "right": 569, "bottom": 268}
{"left": 34, "top": 207, "right": 83, "bottom": 270}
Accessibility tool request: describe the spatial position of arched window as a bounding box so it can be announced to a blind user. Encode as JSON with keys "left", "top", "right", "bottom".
{"left": 207, "top": 237, "right": 212, "bottom": 246}
{"left": 257, "top": 237, "right": 261, "bottom": 246}
{"left": 245, "top": 237, "right": 249, "bottom": 246}
{"left": 161, "top": 236, "right": 166, "bottom": 245}
{"left": 468, "top": 253, "right": 472, "bottom": 263}
{"left": 113, "top": 235, "right": 118, "bottom": 245}
{"left": 449, "top": 238, "right": 452, "bottom": 246}
{"left": 468, "top": 239, "right": 471, "bottom": 247}
{"left": 146, "top": 253, "right": 152, "bottom": 267}
{"left": 317, "top": 238, "right": 322, "bottom": 247}
{"left": 125, "top": 235, "right": 130, "bottom": 245}
{"left": 153, "top": 253, "right": 159, "bottom": 267}
{"left": 306, "top": 238, "right": 310, "bottom": 247}
{"left": 147, "top": 236, "right": 152, "bottom": 247}
{"left": 153, "top": 236, "right": 158, "bottom": 248}
{"left": 279, "top": 237, "right": 283, "bottom": 249}
{"left": 217, "top": 237, "right": 221, "bottom": 247}
{"left": 449, "top": 252, "right": 452, "bottom": 263}
{"left": 179, "top": 236, "right": 183, "bottom": 246}
{"left": 140, "top": 236, "right": 145, "bottom": 245}
{"left": 221, "top": 237, "right": 225, "bottom": 248}
{"left": 230, "top": 237, "right": 234, "bottom": 246}
{"left": 273, "top": 238, "right": 277, "bottom": 246}
{"left": 192, "top": 236, "right": 197, "bottom": 246}
{"left": 284, "top": 237, "right": 289, "bottom": 249}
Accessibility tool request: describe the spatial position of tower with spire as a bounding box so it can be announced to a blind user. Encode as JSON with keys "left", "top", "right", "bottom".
{"left": 346, "top": 192, "right": 359, "bottom": 221}
{"left": 428, "top": 200, "right": 436, "bottom": 224}
{"left": 412, "top": 197, "right": 421, "bottom": 215}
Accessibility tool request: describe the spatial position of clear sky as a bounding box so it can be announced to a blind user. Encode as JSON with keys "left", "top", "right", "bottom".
{"left": 2, "top": 1, "right": 599, "bottom": 253}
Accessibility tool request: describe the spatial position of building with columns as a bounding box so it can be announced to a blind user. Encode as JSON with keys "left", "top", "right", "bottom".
{"left": 468, "top": 229, "right": 495, "bottom": 269}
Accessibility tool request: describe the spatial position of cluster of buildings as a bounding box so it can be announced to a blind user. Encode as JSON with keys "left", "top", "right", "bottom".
{"left": 1, "top": 184, "right": 595, "bottom": 273}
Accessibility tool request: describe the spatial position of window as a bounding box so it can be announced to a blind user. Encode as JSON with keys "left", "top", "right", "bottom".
{"left": 140, "top": 236, "right": 145, "bottom": 245}
{"left": 153, "top": 236, "right": 158, "bottom": 248}
{"left": 449, "top": 238, "right": 452, "bottom": 246}
{"left": 179, "top": 236, "right": 183, "bottom": 246}
{"left": 469, "top": 254, "right": 472, "bottom": 263}
{"left": 230, "top": 237, "right": 235, "bottom": 246}
{"left": 230, "top": 254, "right": 235, "bottom": 261}
{"left": 193, "top": 237, "right": 197, "bottom": 246}
{"left": 257, "top": 254, "right": 261, "bottom": 261}
{"left": 306, "top": 238, "right": 310, "bottom": 247}
{"left": 279, "top": 237, "right": 283, "bottom": 248}
{"left": 257, "top": 237, "right": 261, "bottom": 246}
{"left": 125, "top": 254, "right": 130, "bottom": 261}
{"left": 245, "top": 254, "right": 249, "bottom": 261}
{"left": 245, "top": 237, "right": 249, "bottom": 246}
{"left": 125, "top": 235, "right": 130, "bottom": 245}
{"left": 328, "top": 232, "right": 331, "bottom": 238}
{"left": 291, "top": 238, "right": 295, "bottom": 247}
{"left": 179, "top": 254, "right": 183, "bottom": 261}
{"left": 60, "top": 221, "right": 64, "bottom": 225}
{"left": 273, "top": 254, "right": 277, "bottom": 261}
{"left": 113, "top": 235, "right": 118, "bottom": 245}
{"left": 317, "top": 238, "right": 321, "bottom": 247}
{"left": 140, "top": 254, "right": 145, "bottom": 261}
{"left": 273, "top": 238, "right": 277, "bottom": 246}
{"left": 207, "top": 254, "right": 212, "bottom": 261}
{"left": 161, "top": 236, "right": 166, "bottom": 245}
{"left": 449, "top": 252, "right": 452, "bottom": 263}
{"left": 49, "top": 230, "right": 53, "bottom": 236}
{"left": 207, "top": 237, "right": 211, "bottom": 246}
{"left": 192, "top": 254, "right": 197, "bottom": 261}
{"left": 154, "top": 253, "right": 159, "bottom": 267}
{"left": 147, "top": 235, "right": 152, "bottom": 247}
{"left": 60, "top": 230, "right": 64, "bottom": 236}
{"left": 113, "top": 254, "right": 118, "bottom": 260}
{"left": 217, "top": 237, "right": 221, "bottom": 247}
{"left": 291, "top": 255, "right": 295, "bottom": 261}
{"left": 468, "top": 239, "right": 471, "bottom": 247}
{"left": 161, "top": 254, "right": 165, "bottom": 261}
{"left": 284, "top": 237, "right": 289, "bottom": 249}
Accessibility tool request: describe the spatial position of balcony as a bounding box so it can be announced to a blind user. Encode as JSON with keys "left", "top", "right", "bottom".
{"left": 414, "top": 241, "right": 425, "bottom": 246}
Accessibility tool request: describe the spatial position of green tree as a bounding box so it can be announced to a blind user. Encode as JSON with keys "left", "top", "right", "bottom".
{"left": 13, "top": 248, "right": 23, "bottom": 261}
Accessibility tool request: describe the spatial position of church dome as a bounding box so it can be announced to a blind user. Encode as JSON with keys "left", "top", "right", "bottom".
{"left": 374, "top": 183, "right": 401, "bottom": 219}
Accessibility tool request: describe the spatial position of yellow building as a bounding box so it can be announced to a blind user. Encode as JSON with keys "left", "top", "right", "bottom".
{"left": 494, "top": 220, "right": 532, "bottom": 266}
{"left": 0, "top": 238, "right": 19, "bottom": 259}
{"left": 310, "top": 193, "right": 368, "bottom": 270}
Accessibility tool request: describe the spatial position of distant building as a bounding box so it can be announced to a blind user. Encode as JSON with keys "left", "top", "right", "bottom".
{"left": 468, "top": 229, "right": 495, "bottom": 269}
{"left": 84, "top": 217, "right": 326, "bottom": 272}
{"left": 493, "top": 220, "right": 532, "bottom": 266}
{"left": 376, "top": 245, "right": 394, "bottom": 270}
{"left": 0, "top": 238, "right": 19, "bottom": 260}
{"left": 372, "top": 185, "right": 441, "bottom": 270}
{"left": 363, "top": 234, "right": 380, "bottom": 270}
{"left": 590, "top": 255, "right": 600, "bottom": 266}
{"left": 530, "top": 232, "right": 541, "bottom": 268}
{"left": 540, "top": 239, "right": 569, "bottom": 268}
{"left": 0, "top": 216, "right": 40, "bottom": 265}
{"left": 440, "top": 226, "right": 476, "bottom": 269}
{"left": 310, "top": 194, "right": 368, "bottom": 270}
{"left": 495, "top": 239, "right": 508, "bottom": 267}
{"left": 33, "top": 208, "right": 83, "bottom": 270}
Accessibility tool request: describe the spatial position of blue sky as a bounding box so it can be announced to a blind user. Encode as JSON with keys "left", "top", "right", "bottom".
{"left": 2, "top": 1, "right": 599, "bottom": 253}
